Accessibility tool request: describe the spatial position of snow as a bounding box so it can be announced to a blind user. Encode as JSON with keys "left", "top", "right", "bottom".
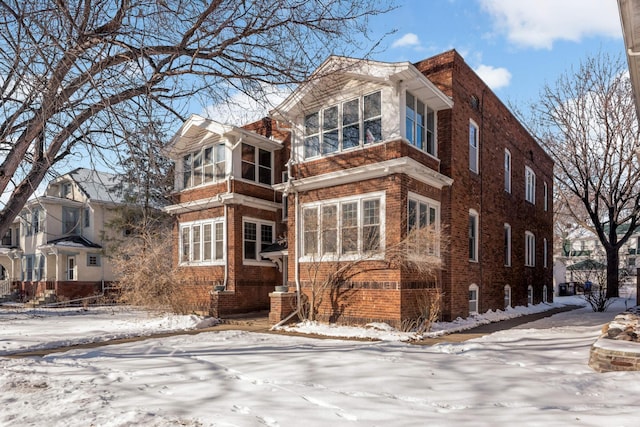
{"left": 1, "top": 293, "right": 639, "bottom": 427}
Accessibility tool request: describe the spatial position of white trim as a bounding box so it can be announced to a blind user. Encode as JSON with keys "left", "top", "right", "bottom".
{"left": 504, "top": 148, "right": 511, "bottom": 193}
{"left": 525, "top": 166, "right": 536, "bottom": 204}
{"left": 469, "top": 119, "right": 479, "bottom": 173}
{"left": 527, "top": 285, "right": 534, "bottom": 305}
{"left": 273, "top": 157, "right": 453, "bottom": 193}
{"left": 164, "top": 193, "right": 280, "bottom": 215}
{"left": 179, "top": 217, "right": 226, "bottom": 266}
{"left": 469, "top": 283, "right": 479, "bottom": 315}
{"left": 469, "top": 209, "right": 479, "bottom": 262}
{"left": 242, "top": 217, "right": 276, "bottom": 266}
{"left": 525, "top": 231, "right": 536, "bottom": 267}
{"left": 504, "top": 284, "right": 512, "bottom": 309}
{"left": 299, "top": 191, "right": 386, "bottom": 262}
{"left": 504, "top": 223, "right": 512, "bottom": 267}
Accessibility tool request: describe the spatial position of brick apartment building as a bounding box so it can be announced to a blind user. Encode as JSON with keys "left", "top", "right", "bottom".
{"left": 164, "top": 49, "right": 554, "bottom": 325}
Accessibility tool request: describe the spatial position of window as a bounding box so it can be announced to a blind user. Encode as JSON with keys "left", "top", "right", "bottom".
{"left": 469, "top": 120, "right": 479, "bottom": 173}
{"left": 542, "top": 285, "right": 548, "bottom": 303}
{"left": 527, "top": 285, "right": 534, "bottom": 305}
{"left": 405, "top": 91, "right": 436, "bottom": 155}
{"left": 84, "top": 207, "right": 90, "bottom": 228}
{"left": 469, "top": 284, "right": 479, "bottom": 315}
{"left": 62, "top": 182, "right": 72, "bottom": 198}
{"left": 469, "top": 210, "right": 479, "bottom": 262}
{"left": 525, "top": 166, "right": 536, "bottom": 204}
{"left": 32, "top": 209, "right": 41, "bottom": 235}
{"left": 87, "top": 253, "right": 101, "bottom": 267}
{"left": 24, "top": 254, "right": 34, "bottom": 281}
{"left": 67, "top": 256, "right": 76, "bottom": 281}
{"left": 543, "top": 238, "right": 548, "bottom": 268}
{"left": 525, "top": 231, "right": 535, "bottom": 267}
{"left": 504, "top": 149, "right": 511, "bottom": 193}
{"left": 1, "top": 228, "right": 11, "bottom": 246}
{"left": 182, "top": 143, "right": 226, "bottom": 189}
{"left": 504, "top": 284, "right": 511, "bottom": 309}
{"left": 304, "top": 91, "right": 382, "bottom": 159}
{"left": 408, "top": 194, "right": 440, "bottom": 255}
{"left": 543, "top": 182, "right": 548, "bottom": 211}
{"left": 504, "top": 223, "right": 511, "bottom": 267}
{"left": 301, "top": 193, "right": 384, "bottom": 259}
{"left": 243, "top": 219, "right": 275, "bottom": 263}
{"left": 179, "top": 218, "right": 225, "bottom": 264}
{"left": 62, "top": 207, "right": 80, "bottom": 235}
{"left": 242, "top": 143, "right": 272, "bottom": 185}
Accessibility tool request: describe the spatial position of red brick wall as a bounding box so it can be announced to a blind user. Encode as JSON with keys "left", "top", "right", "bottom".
{"left": 415, "top": 50, "right": 554, "bottom": 320}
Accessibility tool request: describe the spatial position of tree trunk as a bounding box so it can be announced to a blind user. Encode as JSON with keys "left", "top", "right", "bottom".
{"left": 605, "top": 247, "right": 620, "bottom": 298}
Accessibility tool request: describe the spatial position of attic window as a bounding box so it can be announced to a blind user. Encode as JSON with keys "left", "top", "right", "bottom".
{"left": 61, "top": 182, "right": 72, "bottom": 198}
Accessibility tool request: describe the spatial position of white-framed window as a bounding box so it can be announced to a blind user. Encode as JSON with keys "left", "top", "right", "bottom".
{"left": 87, "top": 253, "right": 101, "bottom": 267}
{"left": 469, "top": 283, "right": 479, "bottom": 315}
{"left": 527, "top": 285, "right": 534, "bottom": 305}
{"left": 542, "top": 285, "right": 548, "bottom": 303}
{"left": 405, "top": 91, "right": 436, "bottom": 156}
{"left": 525, "top": 166, "right": 536, "bottom": 204}
{"left": 301, "top": 192, "right": 385, "bottom": 260}
{"left": 182, "top": 143, "right": 226, "bottom": 189}
{"left": 304, "top": 91, "right": 382, "bottom": 159}
{"left": 241, "top": 143, "right": 272, "bottom": 185}
{"left": 469, "top": 209, "right": 479, "bottom": 262}
{"left": 243, "top": 218, "right": 275, "bottom": 264}
{"left": 543, "top": 238, "right": 548, "bottom": 268}
{"left": 84, "top": 207, "right": 90, "bottom": 228}
{"left": 504, "top": 284, "right": 511, "bottom": 309}
{"left": 525, "top": 231, "right": 535, "bottom": 267}
{"left": 543, "top": 181, "right": 548, "bottom": 211}
{"left": 504, "top": 223, "right": 511, "bottom": 267}
{"left": 407, "top": 193, "right": 440, "bottom": 255}
{"left": 469, "top": 120, "right": 479, "bottom": 173}
{"left": 504, "top": 149, "right": 511, "bottom": 193}
{"left": 179, "top": 218, "right": 225, "bottom": 265}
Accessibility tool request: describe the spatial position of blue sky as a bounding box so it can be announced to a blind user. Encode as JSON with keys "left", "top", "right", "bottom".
{"left": 203, "top": 0, "right": 623, "bottom": 124}
{"left": 365, "top": 0, "right": 622, "bottom": 108}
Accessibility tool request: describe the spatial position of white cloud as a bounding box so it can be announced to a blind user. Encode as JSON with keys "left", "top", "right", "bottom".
{"left": 202, "top": 84, "right": 291, "bottom": 126}
{"left": 474, "top": 64, "right": 512, "bottom": 90}
{"left": 391, "top": 33, "right": 422, "bottom": 49}
{"left": 479, "top": 0, "right": 621, "bottom": 49}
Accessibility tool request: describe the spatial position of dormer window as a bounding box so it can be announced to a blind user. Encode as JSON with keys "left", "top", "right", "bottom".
{"left": 405, "top": 91, "right": 436, "bottom": 155}
{"left": 303, "top": 90, "right": 382, "bottom": 159}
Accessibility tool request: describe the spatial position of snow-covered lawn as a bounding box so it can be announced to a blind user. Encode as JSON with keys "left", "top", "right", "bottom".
{"left": 1, "top": 294, "right": 639, "bottom": 426}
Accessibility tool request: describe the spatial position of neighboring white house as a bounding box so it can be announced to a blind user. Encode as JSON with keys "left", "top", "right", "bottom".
{"left": 554, "top": 225, "right": 640, "bottom": 289}
{"left": 0, "top": 168, "right": 129, "bottom": 302}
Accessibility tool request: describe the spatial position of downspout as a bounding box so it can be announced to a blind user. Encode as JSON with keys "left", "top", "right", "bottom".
{"left": 272, "top": 159, "right": 302, "bottom": 329}
{"left": 218, "top": 176, "right": 233, "bottom": 290}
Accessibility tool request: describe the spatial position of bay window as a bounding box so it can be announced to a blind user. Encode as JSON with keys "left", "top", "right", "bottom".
{"left": 406, "top": 91, "right": 436, "bottom": 155}
{"left": 182, "top": 143, "right": 226, "bottom": 189}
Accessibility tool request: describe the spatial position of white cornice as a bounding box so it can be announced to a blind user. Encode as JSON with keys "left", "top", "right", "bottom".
{"left": 164, "top": 192, "right": 281, "bottom": 215}
{"left": 274, "top": 157, "right": 453, "bottom": 192}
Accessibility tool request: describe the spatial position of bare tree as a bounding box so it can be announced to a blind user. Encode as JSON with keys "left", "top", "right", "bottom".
{"left": 0, "top": 0, "right": 392, "bottom": 237}
{"left": 527, "top": 52, "right": 640, "bottom": 298}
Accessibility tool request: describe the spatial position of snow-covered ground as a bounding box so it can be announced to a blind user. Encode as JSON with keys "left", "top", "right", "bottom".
{"left": 1, "top": 292, "right": 639, "bottom": 426}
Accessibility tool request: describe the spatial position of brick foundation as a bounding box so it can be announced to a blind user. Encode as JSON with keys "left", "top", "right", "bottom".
{"left": 588, "top": 338, "right": 640, "bottom": 372}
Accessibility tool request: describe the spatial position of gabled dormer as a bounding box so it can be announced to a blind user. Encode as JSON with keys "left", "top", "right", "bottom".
{"left": 165, "top": 115, "right": 283, "bottom": 192}
{"left": 271, "top": 56, "right": 453, "bottom": 164}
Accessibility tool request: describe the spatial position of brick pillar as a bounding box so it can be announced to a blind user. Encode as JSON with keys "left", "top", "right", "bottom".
{"left": 269, "top": 291, "right": 298, "bottom": 324}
